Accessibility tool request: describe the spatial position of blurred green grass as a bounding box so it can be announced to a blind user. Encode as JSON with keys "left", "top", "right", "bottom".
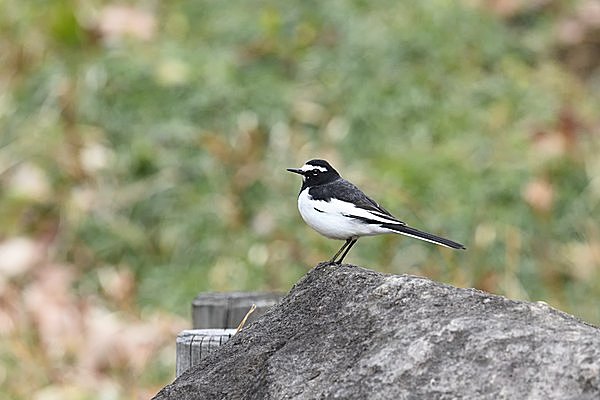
{"left": 1, "top": 0, "right": 600, "bottom": 398}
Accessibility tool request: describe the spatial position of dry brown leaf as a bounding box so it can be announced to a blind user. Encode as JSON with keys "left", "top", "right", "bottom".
{"left": 531, "top": 130, "right": 568, "bottom": 159}
{"left": 7, "top": 163, "right": 51, "bottom": 201}
{"left": 522, "top": 178, "right": 554, "bottom": 213}
{"left": 97, "top": 5, "right": 156, "bottom": 42}
{"left": 566, "top": 241, "right": 600, "bottom": 280}
{"left": 579, "top": 0, "right": 600, "bottom": 27}
{"left": 97, "top": 266, "right": 135, "bottom": 303}
{"left": 23, "top": 264, "right": 84, "bottom": 360}
{"left": 0, "top": 237, "right": 42, "bottom": 278}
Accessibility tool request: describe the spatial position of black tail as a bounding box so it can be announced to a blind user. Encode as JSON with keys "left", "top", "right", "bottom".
{"left": 382, "top": 223, "right": 466, "bottom": 250}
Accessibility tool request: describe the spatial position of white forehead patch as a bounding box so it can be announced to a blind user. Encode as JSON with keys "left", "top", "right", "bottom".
{"left": 300, "top": 163, "right": 327, "bottom": 172}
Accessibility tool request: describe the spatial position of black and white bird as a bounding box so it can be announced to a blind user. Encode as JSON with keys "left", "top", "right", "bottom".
{"left": 287, "top": 159, "right": 466, "bottom": 264}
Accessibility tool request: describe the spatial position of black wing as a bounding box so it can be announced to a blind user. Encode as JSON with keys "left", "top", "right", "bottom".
{"left": 309, "top": 179, "right": 406, "bottom": 225}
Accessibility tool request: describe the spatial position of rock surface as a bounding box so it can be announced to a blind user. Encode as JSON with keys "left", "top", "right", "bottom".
{"left": 153, "top": 263, "right": 600, "bottom": 399}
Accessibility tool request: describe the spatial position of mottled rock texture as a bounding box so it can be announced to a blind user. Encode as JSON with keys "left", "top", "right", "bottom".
{"left": 154, "top": 263, "right": 600, "bottom": 400}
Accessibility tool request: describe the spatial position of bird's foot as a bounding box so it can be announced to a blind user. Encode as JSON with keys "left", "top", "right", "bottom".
{"left": 315, "top": 261, "right": 332, "bottom": 270}
{"left": 317, "top": 259, "right": 339, "bottom": 268}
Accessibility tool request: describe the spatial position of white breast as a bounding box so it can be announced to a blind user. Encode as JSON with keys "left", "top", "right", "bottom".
{"left": 297, "top": 188, "right": 394, "bottom": 240}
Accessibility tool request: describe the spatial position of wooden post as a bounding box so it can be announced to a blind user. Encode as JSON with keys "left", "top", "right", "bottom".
{"left": 176, "top": 329, "right": 237, "bottom": 377}
{"left": 176, "top": 292, "right": 284, "bottom": 376}
{"left": 192, "top": 292, "right": 283, "bottom": 329}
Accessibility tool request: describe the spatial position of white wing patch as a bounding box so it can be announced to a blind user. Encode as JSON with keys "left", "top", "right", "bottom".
{"left": 324, "top": 198, "right": 401, "bottom": 224}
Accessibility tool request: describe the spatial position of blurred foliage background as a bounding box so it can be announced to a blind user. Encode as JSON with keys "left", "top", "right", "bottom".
{"left": 1, "top": 0, "right": 600, "bottom": 398}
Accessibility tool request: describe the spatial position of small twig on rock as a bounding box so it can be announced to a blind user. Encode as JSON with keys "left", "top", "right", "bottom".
{"left": 235, "top": 304, "right": 256, "bottom": 334}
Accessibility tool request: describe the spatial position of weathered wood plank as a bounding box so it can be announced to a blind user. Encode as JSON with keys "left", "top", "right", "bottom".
{"left": 176, "top": 292, "right": 284, "bottom": 376}
{"left": 175, "top": 329, "right": 237, "bottom": 377}
{"left": 191, "top": 292, "right": 283, "bottom": 329}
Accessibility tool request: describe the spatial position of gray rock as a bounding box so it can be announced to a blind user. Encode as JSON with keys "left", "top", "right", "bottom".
{"left": 153, "top": 263, "right": 600, "bottom": 400}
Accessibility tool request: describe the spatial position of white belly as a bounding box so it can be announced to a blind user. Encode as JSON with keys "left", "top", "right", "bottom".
{"left": 297, "top": 189, "right": 393, "bottom": 240}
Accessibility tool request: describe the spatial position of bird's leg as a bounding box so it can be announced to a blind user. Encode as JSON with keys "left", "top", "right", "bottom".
{"left": 337, "top": 239, "right": 358, "bottom": 264}
{"left": 336, "top": 238, "right": 358, "bottom": 264}
{"left": 329, "top": 239, "right": 351, "bottom": 264}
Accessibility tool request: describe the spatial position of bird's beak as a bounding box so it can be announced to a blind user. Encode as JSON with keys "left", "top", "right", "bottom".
{"left": 286, "top": 168, "right": 304, "bottom": 175}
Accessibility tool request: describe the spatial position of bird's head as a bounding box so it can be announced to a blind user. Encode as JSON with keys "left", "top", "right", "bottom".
{"left": 287, "top": 159, "right": 341, "bottom": 187}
